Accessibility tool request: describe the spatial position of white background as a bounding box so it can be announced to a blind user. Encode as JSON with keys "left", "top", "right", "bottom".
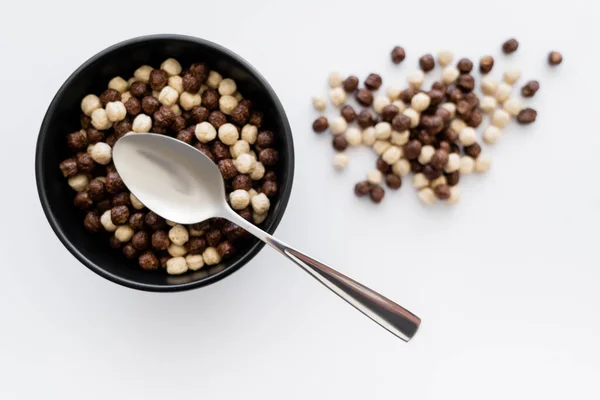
{"left": 1, "top": 0, "right": 600, "bottom": 398}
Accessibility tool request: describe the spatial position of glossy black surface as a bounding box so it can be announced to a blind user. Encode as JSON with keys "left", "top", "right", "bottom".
{"left": 35, "top": 35, "right": 294, "bottom": 291}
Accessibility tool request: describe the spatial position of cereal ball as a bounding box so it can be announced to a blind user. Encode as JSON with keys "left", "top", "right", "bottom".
{"left": 73, "top": 191, "right": 93, "bottom": 209}
{"left": 218, "top": 95, "right": 237, "bottom": 115}
{"left": 249, "top": 162, "right": 265, "bottom": 180}
{"left": 218, "top": 159, "right": 237, "bottom": 179}
{"left": 232, "top": 174, "right": 252, "bottom": 191}
{"left": 548, "top": 51, "right": 563, "bottom": 65}
{"left": 100, "top": 210, "right": 117, "bottom": 232}
{"left": 110, "top": 205, "right": 129, "bottom": 225}
{"left": 475, "top": 155, "right": 491, "bottom": 173}
{"left": 444, "top": 153, "right": 461, "bottom": 173}
{"left": 480, "top": 96, "right": 497, "bottom": 113}
{"left": 141, "top": 96, "right": 161, "bottom": 114}
{"left": 342, "top": 75, "right": 359, "bottom": 92}
{"left": 413, "top": 173, "right": 429, "bottom": 189}
{"left": 391, "top": 46, "right": 406, "bottom": 64}
{"left": 168, "top": 243, "right": 187, "bottom": 257}
{"left": 362, "top": 127, "right": 376, "bottom": 146}
{"left": 430, "top": 175, "right": 448, "bottom": 189}
{"left": 503, "top": 67, "right": 521, "bottom": 84}
{"left": 179, "top": 92, "right": 201, "bottom": 111}
{"left": 442, "top": 66, "right": 460, "bottom": 84}
{"left": 167, "top": 76, "right": 184, "bottom": 95}
{"left": 138, "top": 251, "right": 159, "bottom": 271}
{"left": 68, "top": 174, "right": 89, "bottom": 192}
{"left": 100, "top": 89, "right": 121, "bottom": 105}
{"left": 459, "top": 127, "right": 477, "bottom": 146}
{"left": 158, "top": 86, "right": 179, "bottom": 106}
{"left": 131, "top": 231, "right": 149, "bottom": 251}
{"left": 151, "top": 230, "right": 170, "bottom": 250}
{"left": 329, "top": 87, "right": 347, "bottom": 107}
{"left": 446, "top": 186, "right": 461, "bottom": 205}
{"left": 251, "top": 193, "right": 270, "bottom": 214}
{"left": 450, "top": 119, "right": 467, "bottom": 134}
{"left": 430, "top": 149, "right": 449, "bottom": 169}
{"left": 418, "top": 145, "right": 435, "bottom": 165}
{"left": 438, "top": 50, "right": 454, "bottom": 67}
{"left": 503, "top": 97, "right": 522, "bottom": 116}
{"left": 479, "top": 76, "right": 498, "bottom": 96}
{"left": 372, "top": 122, "right": 391, "bottom": 140}
{"left": 59, "top": 158, "right": 78, "bottom": 177}
{"left": 217, "top": 241, "right": 236, "bottom": 259}
{"left": 495, "top": 83, "right": 512, "bottom": 103}
{"left": 364, "top": 73, "right": 383, "bottom": 90}
{"left": 251, "top": 210, "right": 267, "bottom": 224}
{"left": 229, "top": 140, "right": 250, "bottom": 159}
{"left": 202, "top": 247, "right": 221, "bottom": 265}
{"left": 195, "top": 121, "right": 217, "bottom": 143}
{"left": 417, "top": 187, "right": 436, "bottom": 205}
{"left": 439, "top": 103, "right": 455, "bottom": 119}
{"left": 341, "top": 127, "right": 360, "bottom": 146}
{"left": 108, "top": 76, "right": 128, "bottom": 93}
{"left": 517, "top": 108, "right": 537, "bottom": 124}
{"left": 159, "top": 58, "right": 182, "bottom": 76}
{"left": 492, "top": 109, "right": 510, "bottom": 128}
{"left": 218, "top": 78, "right": 237, "bottom": 96}
{"left": 386, "top": 84, "right": 403, "bottom": 101}
{"left": 333, "top": 153, "right": 349, "bottom": 170}
{"left": 91, "top": 108, "right": 111, "bottom": 130}
{"left": 76, "top": 152, "right": 94, "bottom": 172}
{"left": 382, "top": 146, "right": 402, "bottom": 165}
{"left": 392, "top": 159, "right": 411, "bottom": 177}
{"left": 134, "top": 65, "right": 152, "bottom": 83}
{"left": 389, "top": 130, "right": 408, "bottom": 147}
{"left": 132, "top": 114, "right": 152, "bottom": 133}
{"left": 407, "top": 70, "right": 425, "bottom": 88}
{"left": 169, "top": 224, "right": 189, "bottom": 246}
{"left": 411, "top": 92, "right": 431, "bottom": 112}
{"left": 165, "top": 220, "right": 177, "bottom": 227}
{"left": 166, "top": 257, "right": 188, "bottom": 275}
{"left": 459, "top": 156, "right": 475, "bottom": 175}
{"left": 114, "top": 225, "right": 134, "bottom": 243}
{"left": 89, "top": 142, "right": 111, "bottom": 165}
{"left": 373, "top": 96, "right": 390, "bottom": 114}
{"left": 403, "top": 108, "right": 420, "bottom": 128}
{"left": 229, "top": 189, "right": 250, "bottom": 210}
{"left": 312, "top": 95, "right": 327, "bottom": 111}
{"left": 367, "top": 170, "right": 383, "bottom": 185}
{"left": 234, "top": 153, "right": 255, "bottom": 174}
{"left": 372, "top": 140, "right": 391, "bottom": 156}
{"left": 240, "top": 124, "right": 258, "bottom": 144}
{"left": 356, "top": 89, "right": 374, "bottom": 107}
{"left": 217, "top": 123, "right": 239, "bottom": 146}
{"left": 105, "top": 101, "right": 126, "bottom": 123}
{"left": 328, "top": 116, "right": 347, "bottom": 135}
{"left": 124, "top": 97, "right": 141, "bottom": 116}
{"left": 81, "top": 94, "right": 101, "bottom": 116}
{"left": 328, "top": 72, "right": 344, "bottom": 88}
{"left": 392, "top": 100, "right": 406, "bottom": 113}
{"left": 185, "top": 254, "right": 205, "bottom": 271}
{"left": 201, "top": 71, "right": 220, "bottom": 89}
{"left": 483, "top": 126, "right": 502, "bottom": 144}
{"left": 83, "top": 212, "right": 102, "bottom": 232}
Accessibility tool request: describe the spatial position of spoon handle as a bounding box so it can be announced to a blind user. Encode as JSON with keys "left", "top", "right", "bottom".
{"left": 228, "top": 213, "right": 421, "bottom": 341}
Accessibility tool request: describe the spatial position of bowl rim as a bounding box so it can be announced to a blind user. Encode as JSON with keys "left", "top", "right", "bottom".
{"left": 35, "top": 34, "right": 295, "bottom": 292}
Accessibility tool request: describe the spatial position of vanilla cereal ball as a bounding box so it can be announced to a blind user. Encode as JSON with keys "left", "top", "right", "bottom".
{"left": 248, "top": 150, "right": 257, "bottom": 162}
{"left": 81, "top": 94, "right": 102, "bottom": 116}
{"left": 329, "top": 87, "right": 347, "bottom": 107}
{"left": 413, "top": 173, "right": 429, "bottom": 189}
{"left": 474, "top": 155, "right": 491, "bottom": 173}
{"left": 202, "top": 247, "right": 221, "bottom": 266}
{"left": 441, "top": 102, "right": 456, "bottom": 118}
{"left": 248, "top": 188, "right": 258, "bottom": 199}
{"left": 362, "top": 127, "right": 376, "bottom": 146}
{"left": 481, "top": 75, "right": 499, "bottom": 95}
{"left": 444, "top": 153, "right": 461, "bottom": 173}
{"left": 480, "top": 96, "right": 498, "bottom": 113}
{"left": 373, "top": 96, "right": 391, "bottom": 113}
{"left": 230, "top": 140, "right": 250, "bottom": 159}
{"left": 492, "top": 109, "right": 510, "bottom": 128}
{"left": 121, "top": 91, "right": 132, "bottom": 103}
{"left": 229, "top": 189, "right": 250, "bottom": 210}
{"left": 166, "top": 220, "right": 177, "bottom": 227}
{"left": 218, "top": 123, "right": 239, "bottom": 146}
{"left": 100, "top": 210, "right": 117, "bottom": 232}
{"left": 430, "top": 175, "right": 447, "bottom": 188}
{"left": 218, "top": 78, "right": 237, "bottom": 96}
{"left": 438, "top": 50, "right": 454, "bottom": 67}
{"left": 442, "top": 66, "right": 460, "bottom": 84}
{"left": 418, "top": 145, "right": 435, "bottom": 164}
{"left": 169, "top": 224, "right": 190, "bottom": 246}
{"left": 393, "top": 159, "right": 411, "bottom": 177}
{"left": 407, "top": 70, "right": 425, "bottom": 88}
{"left": 134, "top": 65, "right": 152, "bottom": 83}
{"left": 160, "top": 58, "right": 182, "bottom": 76}
{"left": 403, "top": 108, "right": 421, "bottom": 128}
{"left": 330, "top": 116, "right": 348, "bottom": 135}
{"left": 328, "top": 72, "right": 344, "bottom": 88}
{"left": 367, "top": 170, "right": 383, "bottom": 185}
{"left": 374, "top": 122, "right": 392, "bottom": 140}
{"left": 503, "top": 67, "right": 521, "bottom": 84}
{"left": 345, "top": 127, "right": 362, "bottom": 146}
{"left": 158, "top": 86, "right": 179, "bottom": 106}
{"left": 168, "top": 243, "right": 187, "bottom": 257}
{"left": 91, "top": 142, "right": 112, "bottom": 165}
{"left": 105, "top": 101, "right": 127, "bottom": 122}
{"left": 386, "top": 84, "right": 403, "bottom": 100}
{"left": 170, "top": 104, "right": 181, "bottom": 117}
{"left": 249, "top": 162, "right": 265, "bottom": 180}
{"left": 165, "top": 257, "right": 187, "bottom": 275}
{"left": 459, "top": 127, "right": 477, "bottom": 146}
{"left": 382, "top": 146, "right": 402, "bottom": 165}
{"left": 167, "top": 76, "right": 183, "bottom": 94}
{"left": 234, "top": 92, "right": 244, "bottom": 102}
{"left": 108, "top": 76, "right": 128, "bottom": 93}
{"left": 195, "top": 121, "right": 217, "bottom": 143}
{"left": 91, "top": 108, "right": 111, "bottom": 130}
{"left": 459, "top": 156, "right": 475, "bottom": 175}
{"left": 253, "top": 212, "right": 268, "bottom": 225}
{"left": 411, "top": 92, "right": 431, "bottom": 112}
{"left": 372, "top": 140, "right": 391, "bottom": 155}
{"left": 418, "top": 187, "right": 437, "bottom": 205}
{"left": 185, "top": 254, "right": 205, "bottom": 271}
{"left": 241, "top": 125, "right": 258, "bottom": 144}
{"left": 312, "top": 95, "right": 327, "bottom": 111}
{"left": 450, "top": 118, "right": 467, "bottom": 134}
{"left": 251, "top": 193, "right": 270, "bottom": 214}
{"left": 219, "top": 95, "right": 238, "bottom": 115}
{"left": 446, "top": 186, "right": 461, "bottom": 205}
{"left": 115, "top": 225, "right": 134, "bottom": 243}
{"left": 234, "top": 153, "right": 255, "bottom": 174}
{"left": 130, "top": 193, "right": 144, "bottom": 210}
{"left": 483, "top": 126, "right": 502, "bottom": 144}
{"left": 179, "top": 92, "right": 201, "bottom": 110}
{"left": 68, "top": 174, "right": 89, "bottom": 192}
{"left": 333, "top": 153, "right": 349, "bottom": 170}
{"left": 127, "top": 77, "right": 137, "bottom": 86}
{"left": 392, "top": 100, "right": 406, "bottom": 112}
{"left": 131, "top": 114, "right": 151, "bottom": 133}
{"left": 87, "top": 144, "right": 95, "bottom": 154}
{"left": 152, "top": 90, "right": 160, "bottom": 99}
{"left": 207, "top": 71, "right": 223, "bottom": 88}
{"left": 495, "top": 82, "right": 512, "bottom": 103}
{"left": 503, "top": 97, "right": 522, "bottom": 116}
{"left": 390, "top": 130, "right": 409, "bottom": 146}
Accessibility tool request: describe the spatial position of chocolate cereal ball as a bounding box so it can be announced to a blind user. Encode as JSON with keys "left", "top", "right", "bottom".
{"left": 138, "top": 251, "right": 159, "bottom": 271}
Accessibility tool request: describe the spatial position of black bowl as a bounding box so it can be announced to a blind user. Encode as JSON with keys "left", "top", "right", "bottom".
{"left": 35, "top": 34, "right": 294, "bottom": 291}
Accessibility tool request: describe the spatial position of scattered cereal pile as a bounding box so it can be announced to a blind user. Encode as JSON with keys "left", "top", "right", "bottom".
{"left": 312, "top": 39, "right": 562, "bottom": 205}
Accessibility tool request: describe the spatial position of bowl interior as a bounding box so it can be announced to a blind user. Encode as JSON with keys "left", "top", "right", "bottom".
{"left": 36, "top": 35, "right": 293, "bottom": 291}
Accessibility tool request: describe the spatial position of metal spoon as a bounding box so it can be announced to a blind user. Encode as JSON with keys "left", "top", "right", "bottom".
{"left": 113, "top": 133, "right": 421, "bottom": 341}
